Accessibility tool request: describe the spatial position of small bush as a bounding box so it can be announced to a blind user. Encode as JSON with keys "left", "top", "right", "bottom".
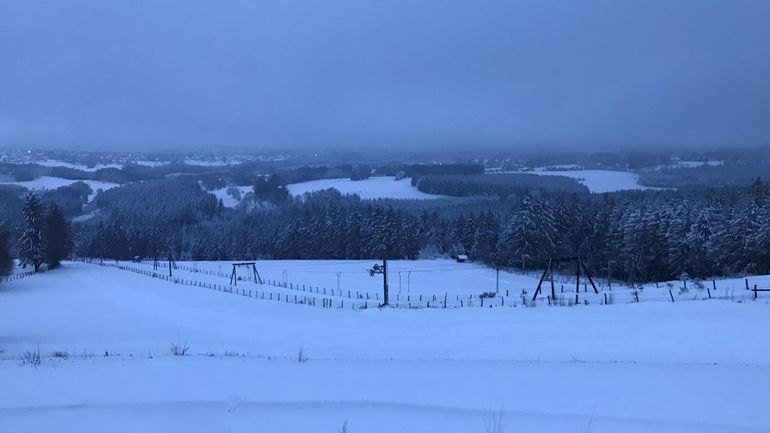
{"left": 52, "top": 351, "right": 70, "bottom": 359}
{"left": 170, "top": 343, "right": 190, "bottom": 356}
{"left": 297, "top": 346, "right": 309, "bottom": 363}
{"left": 23, "top": 347, "right": 42, "bottom": 367}
{"left": 479, "top": 291, "right": 497, "bottom": 299}
{"left": 484, "top": 407, "right": 505, "bottom": 433}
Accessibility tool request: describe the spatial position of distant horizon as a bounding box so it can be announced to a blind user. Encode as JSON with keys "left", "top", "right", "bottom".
{"left": 3, "top": 141, "right": 770, "bottom": 157}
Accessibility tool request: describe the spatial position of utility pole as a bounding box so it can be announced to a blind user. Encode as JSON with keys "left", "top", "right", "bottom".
{"left": 369, "top": 259, "right": 389, "bottom": 306}
{"left": 166, "top": 241, "right": 175, "bottom": 277}
{"left": 384, "top": 259, "right": 388, "bottom": 305}
{"left": 607, "top": 260, "right": 616, "bottom": 291}
{"left": 407, "top": 271, "right": 411, "bottom": 292}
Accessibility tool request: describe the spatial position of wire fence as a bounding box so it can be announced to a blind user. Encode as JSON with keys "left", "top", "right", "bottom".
{"left": 0, "top": 270, "right": 36, "bottom": 284}
{"left": 76, "top": 258, "right": 766, "bottom": 310}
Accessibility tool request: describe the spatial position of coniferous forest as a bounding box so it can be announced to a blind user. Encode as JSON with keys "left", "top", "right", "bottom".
{"left": 2, "top": 151, "right": 770, "bottom": 283}
{"left": 69, "top": 174, "right": 770, "bottom": 283}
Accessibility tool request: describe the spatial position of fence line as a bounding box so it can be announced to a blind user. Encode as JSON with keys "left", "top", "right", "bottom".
{"left": 77, "top": 258, "right": 763, "bottom": 310}
{"left": 0, "top": 270, "right": 36, "bottom": 284}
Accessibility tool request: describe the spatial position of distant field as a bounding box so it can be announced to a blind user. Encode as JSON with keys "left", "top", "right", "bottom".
{"left": 35, "top": 159, "right": 123, "bottom": 171}
{"left": 287, "top": 177, "right": 443, "bottom": 200}
{"left": 0, "top": 176, "right": 120, "bottom": 200}
{"left": 210, "top": 186, "right": 253, "bottom": 207}
{"left": 527, "top": 169, "right": 657, "bottom": 193}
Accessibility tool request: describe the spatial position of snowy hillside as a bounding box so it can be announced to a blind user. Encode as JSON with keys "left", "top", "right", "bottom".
{"left": 1, "top": 261, "right": 768, "bottom": 433}
{"left": 287, "top": 177, "right": 444, "bottom": 199}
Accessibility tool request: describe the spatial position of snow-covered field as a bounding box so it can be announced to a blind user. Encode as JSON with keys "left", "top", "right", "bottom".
{"left": 673, "top": 160, "right": 724, "bottom": 168}
{"left": 528, "top": 169, "right": 656, "bottom": 193}
{"left": 210, "top": 186, "right": 253, "bottom": 207}
{"left": 287, "top": 177, "right": 443, "bottom": 200}
{"left": 34, "top": 159, "right": 123, "bottom": 171}
{"left": 0, "top": 176, "right": 120, "bottom": 200}
{"left": 1, "top": 261, "right": 768, "bottom": 432}
{"left": 132, "top": 160, "right": 171, "bottom": 168}
{"left": 128, "top": 258, "right": 763, "bottom": 307}
{"left": 183, "top": 158, "right": 234, "bottom": 167}
{"left": 489, "top": 169, "right": 657, "bottom": 193}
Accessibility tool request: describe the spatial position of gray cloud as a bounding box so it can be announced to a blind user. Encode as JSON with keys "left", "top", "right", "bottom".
{"left": 1, "top": 0, "right": 769, "bottom": 151}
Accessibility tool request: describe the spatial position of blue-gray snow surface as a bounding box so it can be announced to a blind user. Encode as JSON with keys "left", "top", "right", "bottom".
{"left": 0, "top": 261, "right": 768, "bottom": 433}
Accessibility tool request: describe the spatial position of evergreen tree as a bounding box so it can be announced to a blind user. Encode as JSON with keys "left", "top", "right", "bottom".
{"left": 453, "top": 215, "right": 475, "bottom": 254}
{"left": 553, "top": 195, "right": 589, "bottom": 258}
{"left": 343, "top": 211, "right": 363, "bottom": 259}
{"left": 744, "top": 203, "right": 770, "bottom": 274}
{"left": 666, "top": 201, "right": 692, "bottom": 276}
{"left": 89, "top": 219, "right": 130, "bottom": 260}
{"left": 274, "top": 223, "right": 300, "bottom": 258}
{"left": 42, "top": 204, "right": 73, "bottom": 269}
{"left": 471, "top": 211, "right": 499, "bottom": 262}
{"left": 716, "top": 200, "right": 748, "bottom": 273}
{"left": 615, "top": 205, "right": 645, "bottom": 282}
{"left": 0, "top": 227, "right": 12, "bottom": 277}
{"left": 18, "top": 194, "right": 45, "bottom": 272}
{"left": 496, "top": 196, "right": 555, "bottom": 269}
{"left": 641, "top": 205, "right": 673, "bottom": 281}
{"left": 682, "top": 206, "right": 716, "bottom": 277}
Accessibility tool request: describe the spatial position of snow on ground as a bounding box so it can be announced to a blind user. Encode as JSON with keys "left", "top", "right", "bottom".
{"left": 0, "top": 261, "right": 768, "bottom": 432}
{"left": 142, "top": 259, "right": 762, "bottom": 306}
{"left": 674, "top": 160, "right": 724, "bottom": 168}
{"left": 172, "top": 259, "right": 537, "bottom": 298}
{"left": 532, "top": 164, "right": 583, "bottom": 171}
{"left": 34, "top": 159, "right": 123, "bottom": 171}
{"left": 183, "top": 158, "right": 252, "bottom": 167}
{"left": 210, "top": 186, "right": 253, "bottom": 208}
{"left": 287, "top": 177, "right": 444, "bottom": 200}
{"left": 131, "top": 160, "right": 171, "bottom": 167}
{"left": 0, "top": 176, "right": 120, "bottom": 201}
{"left": 526, "top": 169, "right": 656, "bottom": 193}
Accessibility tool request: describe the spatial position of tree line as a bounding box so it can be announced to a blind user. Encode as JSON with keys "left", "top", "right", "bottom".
{"left": 0, "top": 193, "right": 73, "bottom": 276}
{"left": 5, "top": 170, "right": 770, "bottom": 284}
{"left": 74, "top": 174, "right": 770, "bottom": 284}
{"left": 411, "top": 173, "right": 589, "bottom": 198}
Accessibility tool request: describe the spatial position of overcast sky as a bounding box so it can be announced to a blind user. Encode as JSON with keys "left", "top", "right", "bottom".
{"left": 1, "top": 0, "right": 769, "bottom": 152}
